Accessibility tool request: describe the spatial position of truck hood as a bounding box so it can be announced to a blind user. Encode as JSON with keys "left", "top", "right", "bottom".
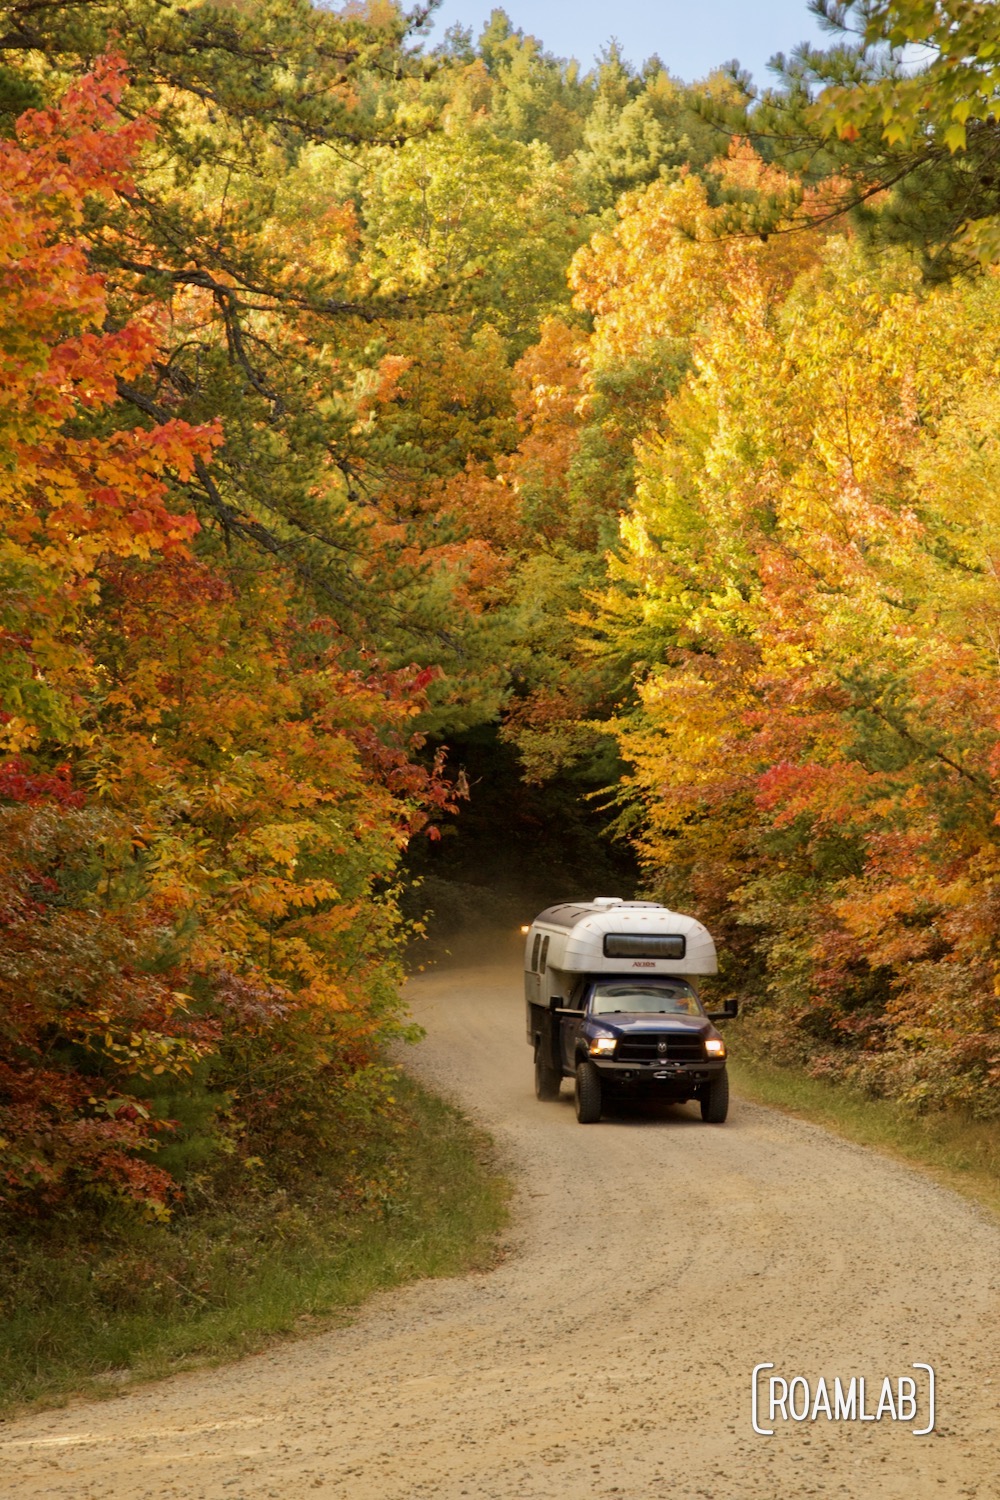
{"left": 590, "top": 1013, "right": 712, "bottom": 1036}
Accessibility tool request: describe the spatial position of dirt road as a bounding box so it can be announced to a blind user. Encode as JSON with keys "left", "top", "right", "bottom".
{"left": 2, "top": 935, "right": 998, "bottom": 1498}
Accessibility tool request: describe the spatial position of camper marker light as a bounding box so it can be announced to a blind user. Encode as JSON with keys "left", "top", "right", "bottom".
{"left": 588, "top": 1035, "right": 617, "bottom": 1056}
{"left": 520, "top": 925, "right": 530, "bottom": 934}
{"left": 705, "top": 1037, "right": 726, "bottom": 1057}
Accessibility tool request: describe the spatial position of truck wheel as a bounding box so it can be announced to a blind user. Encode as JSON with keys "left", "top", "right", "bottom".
{"left": 534, "top": 1048, "right": 562, "bottom": 1100}
{"left": 700, "top": 1068, "right": 729, "bottom": 1123}
{"left": 575, "top": 1061, "right": 602, "bottom": 1123}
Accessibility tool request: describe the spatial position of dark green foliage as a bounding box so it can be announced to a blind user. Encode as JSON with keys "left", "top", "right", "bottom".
{"left": 0, "top": 60, "right": 38, "bottom": 130}
{"left": 708, "top": 0, "right": 1000, "bottom": 277}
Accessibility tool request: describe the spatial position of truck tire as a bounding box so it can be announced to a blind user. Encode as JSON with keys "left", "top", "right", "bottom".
{"left": 534, "top": 1047, "right": 562, "bottom": 1100}
{"left": 700, "top": 1067, "right": 729, "bottom": 1123}
{"left": 575, "top": 1061, "right": 602, "bottom": 1123}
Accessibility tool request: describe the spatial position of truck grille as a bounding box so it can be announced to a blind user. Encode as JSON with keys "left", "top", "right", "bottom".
{"left": 615, "top": 1033, "right": 705, "bottom": 1063}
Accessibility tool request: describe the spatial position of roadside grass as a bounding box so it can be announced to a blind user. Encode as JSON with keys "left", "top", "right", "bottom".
{"left": 0, "top": 1075, "right": 510, "bottom": 1418}
{"left": 729, "top": 1052, "right": 1000, "bottom": 1220}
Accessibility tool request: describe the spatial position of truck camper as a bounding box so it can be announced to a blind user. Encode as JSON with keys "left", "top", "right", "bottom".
{"left": 524, "top": 897, "right": 737, "bottom": 1124}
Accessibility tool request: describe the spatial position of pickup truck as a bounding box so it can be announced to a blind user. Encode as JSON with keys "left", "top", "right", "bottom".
{"left": 524, "top": 898, "right": 736, "bottom": 1123}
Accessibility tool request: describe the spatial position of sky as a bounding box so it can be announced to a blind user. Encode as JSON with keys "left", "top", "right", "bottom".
{"left": 423, "top": 0, "right": 835, "bottom": 88}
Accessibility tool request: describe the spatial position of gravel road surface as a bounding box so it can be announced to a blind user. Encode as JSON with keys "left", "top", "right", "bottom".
{"left": 2, "top": 933, "right": 998, "bottom": 1498}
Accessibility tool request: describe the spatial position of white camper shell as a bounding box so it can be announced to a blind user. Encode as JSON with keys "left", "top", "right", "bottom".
{"left": 524, "top": 897, "right": 717, "bottom": 1010}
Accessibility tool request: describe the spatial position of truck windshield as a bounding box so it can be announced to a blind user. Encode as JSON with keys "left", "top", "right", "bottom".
{"left": 590, "top": 981, "right": 703, "bottom": 1017}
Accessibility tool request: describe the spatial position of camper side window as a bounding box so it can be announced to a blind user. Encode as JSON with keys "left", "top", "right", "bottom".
{"left": 539, "top": 936, "right": 550, "bottom": 974}
{"left": 531, "top": 933, "right": 541, "bottom": 972}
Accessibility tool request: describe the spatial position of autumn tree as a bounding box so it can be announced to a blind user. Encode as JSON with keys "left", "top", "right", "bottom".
{"left": 568, "top": 149, "right": 1000, "bottom": 1111}
{"left": 0, "top": 0, "right": 523, "bottom": 720}
{"left": 1, "top": 61, "right": 218, "bottom": 1212}
{"left": 0, "top": 60, "right": 457, "bottom": 1217}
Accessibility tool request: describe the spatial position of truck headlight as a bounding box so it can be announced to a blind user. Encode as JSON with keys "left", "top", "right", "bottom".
{"left": 588, "top": 1035, "right": 617, "bottom": 1056}
{"left": 705, "top": 1037, "right": 726, "bottom": 1058}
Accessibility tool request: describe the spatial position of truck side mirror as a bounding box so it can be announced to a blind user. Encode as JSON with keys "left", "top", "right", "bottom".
{"left": 706, "top": 999, "right": 739, "bottom": 1022}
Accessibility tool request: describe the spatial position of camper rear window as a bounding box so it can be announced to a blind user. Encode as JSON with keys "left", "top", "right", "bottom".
{"left": 603, "top": 933, "right": 686, "bottom": 959}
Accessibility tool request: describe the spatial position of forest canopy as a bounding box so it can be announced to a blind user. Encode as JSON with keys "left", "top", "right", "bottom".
{"left": 2, "top": 0, "right": 1000, "bottom": 1226}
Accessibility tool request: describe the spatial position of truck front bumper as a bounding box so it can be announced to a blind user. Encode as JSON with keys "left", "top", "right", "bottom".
{"left": 591, "top": 1057, "right": 725, "bottom": 1092}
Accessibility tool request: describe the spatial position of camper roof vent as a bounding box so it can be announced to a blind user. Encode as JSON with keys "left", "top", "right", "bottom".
{"left": 591, "top": 896, "right": 624, "bottom": 908}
